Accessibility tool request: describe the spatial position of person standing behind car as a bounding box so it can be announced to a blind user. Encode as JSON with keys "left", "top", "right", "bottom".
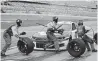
{"left": 77, "top": 20, "right": 97, "bottom": 52}
{"left": 45, "top": 16, "right": 60, "bottom": 53}
{"left": 1, "top": 19, "right": 23, "bottom": 57}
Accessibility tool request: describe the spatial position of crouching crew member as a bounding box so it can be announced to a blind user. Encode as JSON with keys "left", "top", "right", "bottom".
{"left": 77, "top": 20, "right": 97, "bottom": 52}
{"left": 45, "top": 16, "right": 63, "bottom": 53}
{"left": 1, "top": 19, "right": 23, "bottom": 57}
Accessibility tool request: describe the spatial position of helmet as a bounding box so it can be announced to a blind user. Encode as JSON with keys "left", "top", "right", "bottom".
{"left": 53, "top": 16, "right": 58, "bottom": 23}
{"left": 16, "top": 19, "right": 22, "bottom": 26}
{"left": 16, "top": 19, "right": 22, "bottom": 23}
{"left": 78, "top": 20, "right": 83, "bottom": 25}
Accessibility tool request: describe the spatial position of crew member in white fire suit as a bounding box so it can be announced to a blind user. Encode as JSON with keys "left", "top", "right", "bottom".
{"left": 1, "top": 19, "right": 24, "bottom": 57}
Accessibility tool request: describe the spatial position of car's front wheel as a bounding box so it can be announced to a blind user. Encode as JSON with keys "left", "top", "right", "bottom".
{"left": 17, "top": 37, "right": 35, "bottom": 55}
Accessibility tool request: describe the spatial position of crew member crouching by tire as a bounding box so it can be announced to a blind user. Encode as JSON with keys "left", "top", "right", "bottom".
{"left": 1, "top": 19, "right": 25, "bottom": 57}
{"left": 45, "top": 16, "right": 62, "bottom": 53}
{"left": 77, "top": 20, "right": 97, "bottom": 52}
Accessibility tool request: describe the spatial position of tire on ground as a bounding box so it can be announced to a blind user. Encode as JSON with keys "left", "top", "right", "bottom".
{"left": 93, "top": 33, "right": 97, "bottom": 44}
{"left": 67, "top": 38, "right": 86, "bottom": 57}
{"left": 17, "top": 37, "right": 35, "bottom": 55}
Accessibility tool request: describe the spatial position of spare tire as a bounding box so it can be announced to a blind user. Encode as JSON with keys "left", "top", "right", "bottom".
{"left": 17, "top": 37, "right": 35, "bottom": 55}
{"left": 93, "top": 33, "right": 97, "bottom": 44}
{"left": 67, "top": 38, "right": 86, "bottom": 57}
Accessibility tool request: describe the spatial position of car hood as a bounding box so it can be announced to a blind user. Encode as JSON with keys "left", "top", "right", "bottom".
{"left": 33, "top": 31, "right": 62, "bottom": 38}
{"left": 32, "top": 31, "right": 71, "bottom": 39}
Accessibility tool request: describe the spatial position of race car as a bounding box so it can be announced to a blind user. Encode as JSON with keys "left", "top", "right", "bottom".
{"left": 17, "top": 21, "right": 77, "bottom": 53}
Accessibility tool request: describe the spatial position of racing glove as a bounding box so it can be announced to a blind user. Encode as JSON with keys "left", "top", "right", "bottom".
{"left": 20, "top": 32, "right": 26, "bottom": 35}
{"left": 15, "top": 34, "right": 19, "bottom": 38}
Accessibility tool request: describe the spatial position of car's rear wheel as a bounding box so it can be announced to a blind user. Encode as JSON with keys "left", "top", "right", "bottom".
{"left": 17, "top": 37, "right": 35, "bottom": 55}
{"left": 93, "top": 33, "right": 97, "bottom": 44}
{"left": 67, "top": 38, "right": 86, "bottom": 57}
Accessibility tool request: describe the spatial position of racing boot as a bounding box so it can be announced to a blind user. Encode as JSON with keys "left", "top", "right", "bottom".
{"left": 1, "top": 53, "right": 7, "bottom": 57}
{"left": 92, "top": 49, "right": 97, "bottom": 52}
{"left": 91, "top": 44, "right": 97, "bottom": 52}
{"left": 55, "top": 50, "right": 61, "bottom": 53}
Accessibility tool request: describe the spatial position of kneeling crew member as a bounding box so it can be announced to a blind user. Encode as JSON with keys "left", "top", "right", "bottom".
{"left": 77, "top": 20, "right": 97, "bottom": 52}
{"left": 45, "top": 16, "right": 61, "bottom": 53}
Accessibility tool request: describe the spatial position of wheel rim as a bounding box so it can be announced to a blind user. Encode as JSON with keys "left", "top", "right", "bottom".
{"left": 20, "top": 44, "right": 27, "bottom": 53}
{"left": 18, "top": 41, "right": 28, "bottom": 53}
{"left": 74, "top": 44, "right": 80, "bottom": 52}
{"left": 69, "top": 42, "right": 81, "bottom": 52}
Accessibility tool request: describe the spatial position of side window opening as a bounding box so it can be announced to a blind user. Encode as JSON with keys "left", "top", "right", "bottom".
{"left": 72, "top": 23, "right": 76, "bottom": 30}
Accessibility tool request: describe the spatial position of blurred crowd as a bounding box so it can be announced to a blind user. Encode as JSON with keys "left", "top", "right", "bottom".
{"left": 1, "top": 1, "right": 97, "bottom": 17}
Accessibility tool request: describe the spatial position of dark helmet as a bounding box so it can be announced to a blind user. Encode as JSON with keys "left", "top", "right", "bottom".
{"left": 16, "top": 19, "right": 22, "bottom": 26}
{"left": 53, "top": 16, "right": 58, "bottom": 23}
{"left": 78, "top": 20, "right": 83, "bottom": 25}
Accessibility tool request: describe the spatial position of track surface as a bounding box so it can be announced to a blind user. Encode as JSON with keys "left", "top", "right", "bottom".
{"left": 1, "top": 48, "right": 97, "bottom": 61}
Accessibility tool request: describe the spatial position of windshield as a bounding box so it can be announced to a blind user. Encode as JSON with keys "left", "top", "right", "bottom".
{"left": 40, "top": 23, "right": 72, "bottom": 32}
{"left": 59, "top": 24, "right": 71, "bottom": 31}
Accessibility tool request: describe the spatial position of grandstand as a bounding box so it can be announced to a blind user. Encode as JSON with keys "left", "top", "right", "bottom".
{"left": 1, "top": 1, "right": 97, "bottom": 17}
